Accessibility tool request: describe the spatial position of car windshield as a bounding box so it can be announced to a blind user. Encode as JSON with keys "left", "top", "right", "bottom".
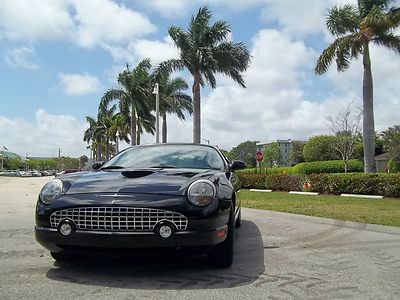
{"left": 101, "top": 144, "right": 226, "bottom": 171}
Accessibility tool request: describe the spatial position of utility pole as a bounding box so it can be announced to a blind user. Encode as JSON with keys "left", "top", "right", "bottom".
{"left": 58, "top": 148, "right": 61, "bottom": 171}
{"left": 153, "top": 83, "right": 160, "bottom": 143}
{"left": 1, "top": 147, "right": 4, "bottom": 171}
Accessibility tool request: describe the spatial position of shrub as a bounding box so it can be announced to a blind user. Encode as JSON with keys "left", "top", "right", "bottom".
{"left": 268, "top": 173, "right": 400, "bottom": 197}
{"left": 293, "top": 159, "right": 363, "bottom": 174}
{"left": 237, "top": 167, "right": 294, "bottom": 175}
{"left": 265, "top": 174, "right": 304, "bottom": 191}
{"left": 237, "top": 173, "right": 266, "bottom": 189}
{"left": 321, "top": 173, "right": 400, "bottom": 197}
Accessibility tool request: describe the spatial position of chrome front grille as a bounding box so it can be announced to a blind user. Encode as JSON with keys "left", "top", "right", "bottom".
{"left": 50, "top": 207, "right": 188, "bottom": 232}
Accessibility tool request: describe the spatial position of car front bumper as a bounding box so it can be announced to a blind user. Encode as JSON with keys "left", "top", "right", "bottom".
{"left": 35, "top": 224, "right": 228, "bottom": 254}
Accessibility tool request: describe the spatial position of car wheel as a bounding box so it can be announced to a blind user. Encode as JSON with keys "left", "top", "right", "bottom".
{"left": 50, "top": 252, "right": 77, "bottom": 262}
{"left": 207, "top": 206, "right": 235, "bottom": 268}
{"left": 235, "top": 207, "right": 241, "bottom": 228}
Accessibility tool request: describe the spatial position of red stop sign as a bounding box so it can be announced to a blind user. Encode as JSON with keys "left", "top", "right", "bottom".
{"left": 255, "top": 151, "right": 263, "bottom": 162}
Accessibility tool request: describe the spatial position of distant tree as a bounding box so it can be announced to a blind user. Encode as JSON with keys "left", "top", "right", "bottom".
{"left": 327, "top": 104, "right": 362, "bottom": 172}
{"left": 263, "top": 143, "right": 282, "bottom": 167}
{"left": 8, "top": 157, "right": 22, "bottom": 170}
{"left": 303, "top": 135, "right": 337, "bottom": 162}
{"left": 381, "top": 125, "right": 400, "bottom": 171}
{"left": 220, "top": 149, "right": 237, "bottom": 162}
{"left": 60, "top": 157, "right": 80, "bottom": 169}
{"left": 79, "top": 155, "right": 89, "bottom": 169}
{"left": 230, "top": 141, "right": 258, "bottom": 168}
{"left": 290, "top": 142, "right": 305, "bottom": 165}
{"left": 27, "top": 160, "right": 39, "bottom": 170}
{"left": 354, "top": 133, "right": 385, "bottom": 160}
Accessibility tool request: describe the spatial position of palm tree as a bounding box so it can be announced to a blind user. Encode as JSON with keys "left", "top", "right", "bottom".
{"left": 315, "top": 0, "right": 400, "bottom": 173}
{"left": 158, "top": 6, "right": 250, "bottom": 143}
{"left": 100, "top": 60, "right": 153, "bottom": 146}
{"left": 83, "top": 116, "right": 106, "bottom": 161}
{"left": 109, "top": 113, "right": 130, "bottom": 154}
{"left": 136, "top": 105, "right": 155, "bottom": 145}
{"left": 158, "top": 76, "right": 192, "bottom": 143}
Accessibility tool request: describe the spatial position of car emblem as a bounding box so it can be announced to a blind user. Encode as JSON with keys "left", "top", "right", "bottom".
{"left": 112, "top": 193, "right": 117, "bottom": 204}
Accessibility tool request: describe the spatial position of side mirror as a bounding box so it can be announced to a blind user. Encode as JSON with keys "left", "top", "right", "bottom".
{"left": 230, "top": 160, "right": 246, "bottom": 171}
{"left": 92, "top": 161, "right": 105, "bottom": 170}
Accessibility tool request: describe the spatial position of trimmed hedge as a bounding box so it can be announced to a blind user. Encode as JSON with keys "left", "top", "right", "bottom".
{"left": 265, "top": 174, "right": 304, "bottom": 191}
{"left": 306, "top": 173, "right": 400, "bottom": 197}
{"left": 237, "top": 159, "right": 363, "bottom": 175}
{"left": 237, "top": 167, "right": 294, "bottom": 175}
{"left": 238, "top": 172, "right": 400, "bottom": 197}
{"left": 238, "top": 173, "right": 266, "bottom": 189}
{"left": 293, "top": 160, "right": 363, "bottom": 174}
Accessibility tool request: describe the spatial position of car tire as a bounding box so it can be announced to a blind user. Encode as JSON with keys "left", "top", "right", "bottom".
{"left": 207, "top": 206, "right": 235, "bottom": 268}
{"left": 235, "top": 207, "right": 241, "bottom": 228}
{"left": 50, "top": 252, "right": 77, "bottom": 262}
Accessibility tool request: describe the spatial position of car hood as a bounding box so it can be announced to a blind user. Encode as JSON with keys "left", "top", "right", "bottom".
{"left": 60, "top": 168, "right": 219, "bottom": 196}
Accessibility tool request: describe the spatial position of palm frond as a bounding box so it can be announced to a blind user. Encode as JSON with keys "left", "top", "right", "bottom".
{"left": 327, "top": 4, "right": 360, "bottom": 36}
{"left": 361, "top": 6, "right": 393, "bottom": 33}
{"left": 204, "top": 20, "right": 231, "bottom": 45}
{"left": 373, "top": 32, "right": 400, "bottom": 53}
{"left": 100, "top": 89, "right": 126, "bottom": 111}
{"left": 358, "top": 0, "right": 392, "bottom": 18}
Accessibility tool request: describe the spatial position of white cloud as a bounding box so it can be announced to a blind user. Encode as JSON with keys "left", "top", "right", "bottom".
{"left": 0, "top": 0, "right": 74, "bottom": 42}
{"left": 143, "top": 0, "right": 192, "bottom": 18}
{"left": 0, "top": 0, "right": 157, "bottom": 51}
{"left": 142, "top": 0, "right": 261, "bottom": 18}
{"left": 0, "top": 110, "right": 88, "bottom": 157}
{"left": 4, "top": 47, "right": 38, "bottom": 70}
{"left": 58, "top": 72, "right": 102, "bottom": 96}
{"left": 71, "top": 0, "right": 156, "bottom": 48}
{"left": 103, "top": 36, "right": 180, "bottom": 65}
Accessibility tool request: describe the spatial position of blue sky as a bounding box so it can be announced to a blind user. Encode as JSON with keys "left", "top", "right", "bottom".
{"left": 1, "top": 0, "right": 399, "bottom": 158}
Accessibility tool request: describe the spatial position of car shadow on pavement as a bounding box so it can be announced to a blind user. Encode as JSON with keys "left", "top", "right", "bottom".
{"left": 45, "top": 220, "right": 264, "bottom": 290}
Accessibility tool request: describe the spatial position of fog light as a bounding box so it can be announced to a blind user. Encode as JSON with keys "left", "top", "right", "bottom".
{"left": 58, "top": 219, "right": 75, "bottom": 236}
{"left": 159, "top": 225, "right": 172, "bottom": 238}
{"left": 217, "top": 229, "right": 226, "bottom": 238}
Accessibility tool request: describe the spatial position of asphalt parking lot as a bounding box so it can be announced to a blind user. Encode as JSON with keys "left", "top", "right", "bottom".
{"left": 1, "top": 177, "right": 400, "bottom": 299}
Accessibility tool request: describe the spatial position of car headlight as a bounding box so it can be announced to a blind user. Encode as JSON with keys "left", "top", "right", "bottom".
{"left": 40, "top": 179, "right": 63, "bottom": 204}
{"left": 187, "top": 179, "right": 216, "bottom": 206}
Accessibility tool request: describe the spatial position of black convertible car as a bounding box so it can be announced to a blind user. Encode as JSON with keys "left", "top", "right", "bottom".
{"left": 35, "top": 143, "right": 245, "bottom": 267}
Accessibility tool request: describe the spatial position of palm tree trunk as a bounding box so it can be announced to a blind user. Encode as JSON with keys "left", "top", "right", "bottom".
{"left": 96, "top": 143, "right": 101, "bottom": 161}
{"left": 131, "top": 104, "right": 136, "bottom": 146}
{"left": 162, "top": 112, "right": 167, "bottom": 143}
{"left": 193, "top": 74, "right": 201, "bottom": 144}
{"left": 137, "top": 132, "right": 141, "bottom": 145}
{"left": 106, "top": 142, "right": 110, "bottom": 160}
{"left": 362, "top": 43, "right": 376, "bottom": 173}
{"left": 115, "top": 136, "right": 119, "bottom": 153}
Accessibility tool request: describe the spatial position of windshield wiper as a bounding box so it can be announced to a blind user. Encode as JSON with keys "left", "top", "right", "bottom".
{"left": 99, "top": 165, "right": 126, "bottom": 170}
{"left": 149, "top": 165, "right": 177, "bottom": 169}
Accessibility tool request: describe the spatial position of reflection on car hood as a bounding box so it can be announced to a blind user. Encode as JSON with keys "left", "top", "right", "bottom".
{"left": 61, "top": 168, "right": 219, "bottom": 196}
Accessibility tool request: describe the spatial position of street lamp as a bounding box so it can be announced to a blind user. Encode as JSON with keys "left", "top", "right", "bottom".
{"left": 115, "top": 131, "right": 119, "bottom": 153}
{"left": 152, "top": 83, "right": 160, "bottom": 143}
{"left": 201, "top": 138, "right": 210, "bottom": 145}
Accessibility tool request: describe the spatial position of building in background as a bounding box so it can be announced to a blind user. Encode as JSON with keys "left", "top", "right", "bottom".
{"left": 256, "top": 139, "right": 306, "bottom": 167}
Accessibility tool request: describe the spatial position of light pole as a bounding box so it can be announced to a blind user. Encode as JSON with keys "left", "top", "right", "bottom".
{"left": 1, "top": 147, "right": 4, "bottom": 171}
{"left": 201, "top": 138, "right": 210, "bottom": 145}
{"left": 115, "top": 132, "right": 119, "bottom": 153}
{"left": 152, "top": 83, "right": 160, "bottom": 143}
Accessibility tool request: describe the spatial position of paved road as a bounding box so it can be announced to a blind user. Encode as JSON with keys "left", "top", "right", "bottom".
{"left": 1, "top": 177, "right": 400, "bottom": 299}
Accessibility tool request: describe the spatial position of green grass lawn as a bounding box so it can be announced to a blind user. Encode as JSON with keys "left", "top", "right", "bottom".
{"left": 238, "top": 190, "right": 400, "bottom": 227}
